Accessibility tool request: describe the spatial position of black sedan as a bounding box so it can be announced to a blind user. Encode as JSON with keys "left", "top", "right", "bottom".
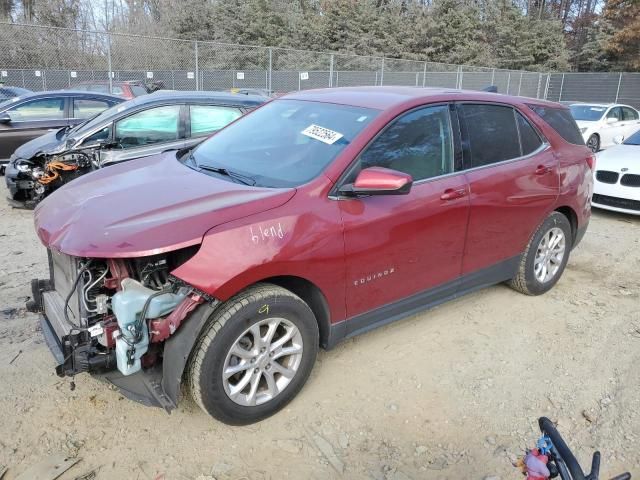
{"left": 0, "top": 90, "right": 123, "bottom": 173}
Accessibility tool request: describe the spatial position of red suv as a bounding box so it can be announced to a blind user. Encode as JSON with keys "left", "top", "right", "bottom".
{"left": 30, "top": 87, "right": 593, "bottom": 424}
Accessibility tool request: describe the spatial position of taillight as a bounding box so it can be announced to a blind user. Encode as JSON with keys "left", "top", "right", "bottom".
{"left": 586, "top": 153, "right": 595, "bottom": 170}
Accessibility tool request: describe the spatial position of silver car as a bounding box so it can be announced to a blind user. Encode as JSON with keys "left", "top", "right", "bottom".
{"left": 5, "top": 90, "right": 266, "bottom": 208}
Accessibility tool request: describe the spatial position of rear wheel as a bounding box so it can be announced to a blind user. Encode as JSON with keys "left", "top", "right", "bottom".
{"left": 188, "top": 283, "right": 318, "bottom": 425}
{"left": 509, "top": 212, "right": 572, "bottom": 296}
{"left": 587, "top": 134, "right": 600, "bottom": 153}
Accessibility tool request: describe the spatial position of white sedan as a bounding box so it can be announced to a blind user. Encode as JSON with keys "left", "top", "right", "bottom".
{"left": 570, "top": 103, "right": 640, "bottom": 152}
{"left": 592, "top": 128, "right": 640, "bottom": 215}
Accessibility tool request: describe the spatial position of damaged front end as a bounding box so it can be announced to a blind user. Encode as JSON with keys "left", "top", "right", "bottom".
{"left": 8, "top": 148, "right": 98, "bottom": 209}
{"left": 29, "top": 247, "right": 213, "bottom": 411}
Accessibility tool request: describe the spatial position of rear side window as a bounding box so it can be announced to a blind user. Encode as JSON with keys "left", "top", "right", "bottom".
{"left": 516, "top": 112, "right": 543, "bottom": 156}
{"left": 622, "top": 107, "right": 639, "bottom": 121}
{"left": 460, "top": 104, "right": 520, "bottom": 167}
{"left": 73, "top": 98, "right": 112, "bottom": 119}
{"left": 528, "top": 104, "right": 585, "bottom": 145}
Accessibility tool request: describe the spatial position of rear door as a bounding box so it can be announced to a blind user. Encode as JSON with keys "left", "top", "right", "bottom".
{"left": 99, "top": 103, "right": 186, "bottom": 166}
{"left": 620, "top": 106, "right": 640, "bottom": 139}
{"left": 338, "top": 104, "right": 470, "bottom": 324}
{"left": 459, "top": 103, "right": 559, "bottom": 276}
{"left": 0, "top": 96, "right": 70, "bottom": 160}
{"left": 601, "top": 107, "right": 627, "bottom": 148}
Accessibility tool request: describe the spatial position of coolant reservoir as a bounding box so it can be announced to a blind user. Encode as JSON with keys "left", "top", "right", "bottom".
{"left": 112, "top": 278, "right": 186, "bottom": 376}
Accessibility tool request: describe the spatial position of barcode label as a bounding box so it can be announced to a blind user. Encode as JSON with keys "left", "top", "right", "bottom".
{"left": 301, "top": 124, "right": 344, "bottom": 145}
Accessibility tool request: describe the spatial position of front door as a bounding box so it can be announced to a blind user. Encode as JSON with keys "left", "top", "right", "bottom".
{"left": 458, "top": 103, "right": 559, "bottom": 275}
{"left": 337, "top": 104, "right": 470, "bottom": 325}
{"left": 0, "top": 96, "right": 70, "bottom": 160}
{"left": 99, "top": 104, "right": 186, "bottom": 166}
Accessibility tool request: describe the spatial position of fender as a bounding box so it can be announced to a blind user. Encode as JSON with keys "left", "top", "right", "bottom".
{"left": 161, "top": 300, "right": 220, "bottom": 408}
{"left": 170, "top": 196, "right": 347, "bottom": 324}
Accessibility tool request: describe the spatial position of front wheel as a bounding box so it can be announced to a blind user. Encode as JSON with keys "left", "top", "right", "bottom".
{"left": 188, "top": 283, "right": 319, "bottom": 425}
{"left": 586, "top": 133, "right": 600, "bottom": 153}
{"left": 509, "top": 212, "right": 572, "bottom": 296}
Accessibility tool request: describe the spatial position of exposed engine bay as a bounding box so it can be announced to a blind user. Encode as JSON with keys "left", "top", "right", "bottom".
{"left": 12, "top": 149, "right": 97, "bottom": 208}
{"left": 31, "top": 246, "right": 206, "bottom": 382}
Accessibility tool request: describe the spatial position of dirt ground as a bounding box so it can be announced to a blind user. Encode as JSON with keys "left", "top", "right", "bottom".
{"left": 0, "top": 179, "right": 639, "bottom": 480}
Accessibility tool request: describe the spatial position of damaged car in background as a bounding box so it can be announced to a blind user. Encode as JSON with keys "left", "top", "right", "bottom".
{"left": 5, "top": 90, "right": 266, "bottom": 208}
{"left": 29, "top": 87, "right": 591, "bottom": 425}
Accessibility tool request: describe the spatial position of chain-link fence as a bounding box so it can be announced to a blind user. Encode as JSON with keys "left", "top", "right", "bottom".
{"left": 1, "top": 22, "right": 639, "bottom": 107}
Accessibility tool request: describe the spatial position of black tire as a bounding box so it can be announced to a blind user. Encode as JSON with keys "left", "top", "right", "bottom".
{"left": 508, "top": 212, "right": 572, "bottom": 296}
{"left": 188, "top": 283, "right": 319, "bottom": 425}
{"left": 587, "top": 133, "right": 600, "bottom": 153}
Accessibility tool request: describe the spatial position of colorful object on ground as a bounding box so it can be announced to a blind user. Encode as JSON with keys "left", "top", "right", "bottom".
{"left": 518, "top": 448, "right": 551, "bottom": 480}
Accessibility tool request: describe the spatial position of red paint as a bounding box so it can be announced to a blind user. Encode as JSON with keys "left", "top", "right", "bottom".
{"left": 149, "top": 294, "right": 204, "bottom": 343}
{"left": 34, "top": 87, "right": 592, "bottom": 328}
{"left": 353, "top": 167, "right": 412, "bottom": 191}
{"left": 104, "top": 259, "right": 129, "bottom": 290}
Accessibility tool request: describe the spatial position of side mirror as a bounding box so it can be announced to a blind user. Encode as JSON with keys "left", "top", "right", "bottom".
{"left": 339, "top": 167, "right": 413, "bottom": 196}
{"left": 613, "top": 135, "right": 624, "bottom": 145}
{"left": 606, "top": 116, "right": 618, "bottom": 124}
{"left": 0, "top": 112, "right": 11, "bottom": 124}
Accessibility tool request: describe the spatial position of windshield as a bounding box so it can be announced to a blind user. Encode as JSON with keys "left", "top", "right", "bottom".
{"left": 623, "top": 129, "right": 640, "bottom": 146}
{"left": 569, "top": 105, "right": 606, "bottom": 121}
{"left": 67, "top": 99, "right": 128, "bottom": 136}
{"left": 190, "top": 99, "right": 378, "bottom": 187}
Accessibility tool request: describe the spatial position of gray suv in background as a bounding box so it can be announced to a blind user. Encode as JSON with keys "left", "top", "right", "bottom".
{"left": 5, "top": 91, "right": 267, "bottom": 208}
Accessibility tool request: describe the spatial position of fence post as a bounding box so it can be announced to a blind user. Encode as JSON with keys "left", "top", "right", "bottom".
{"left": 194, "top": 40, "right": 199, "bottom": 91}
{"left": 517, "top": 72, "right": 523, "bottom": 96}
{"left": 268, "top": 47, "right": 272, "bottom": 93}
{"left": 506, "top": 72, "right": 511, "bottom": 94}
{"left": 380, "top": 57, "right": 385, "bottom": 86}
{"left": 491, "top": 68, "right": 495, "bottom": 86}
{"left": 457, "top": 66, "right": 463, "bottom": 89}
{"left": 107, "top": 32, "right": 113, "bottom": 94}
{"left": 558, "top": 73, "right": 565, "bottom": 101}
{"left": 329, "top": 54, "right": 334, "bottom": 88}
{"left": 536, "top": 73, "right": 542, "bottom": 99}
{"left": 422, "top": 61, "right": 427, "bottom": 87}
{"left": 42, "top": 70, "right": 46, "bottom": 90}
{"left": 543, "top": 74, "right": 550, "bottom": 100}
{"left": 615, "top": 72, "right": 622, "bottom": 102}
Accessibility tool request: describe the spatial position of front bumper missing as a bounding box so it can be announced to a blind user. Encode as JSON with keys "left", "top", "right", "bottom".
{"left": 30, "top": 277, "right": 177, "bottom": 412}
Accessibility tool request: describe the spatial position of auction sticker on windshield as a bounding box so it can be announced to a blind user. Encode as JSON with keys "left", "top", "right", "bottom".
{"left": 301, "top": 124, "right": 344, "bottom": 145}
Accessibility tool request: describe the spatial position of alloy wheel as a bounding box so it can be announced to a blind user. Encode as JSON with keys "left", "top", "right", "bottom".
{"left": 222, "top": 318, "right": 304, "bottom": 406}
{"left": 534, "top": 227, "right": 566, "bottom": 283}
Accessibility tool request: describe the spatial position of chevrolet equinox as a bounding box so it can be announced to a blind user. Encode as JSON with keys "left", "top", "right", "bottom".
{"left": 29, "top": 86, "right": 593, "bottom": 425}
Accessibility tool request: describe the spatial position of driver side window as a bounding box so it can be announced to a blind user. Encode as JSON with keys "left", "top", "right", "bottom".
{"left": 8, "top": 98, "right": 65, "bottom": 121}
{"left": 114, "top": 105, "right": 181, "bottom": 148}
{"left": 358, "top": 105, "right": 454, "bottom": 182}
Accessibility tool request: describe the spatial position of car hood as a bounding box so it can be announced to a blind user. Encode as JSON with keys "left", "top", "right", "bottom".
{"left": 34, "top": 152, "right": 296, "bottom": 258}
{"left": 595, "top": 145, "right": 640, "bottom": 173}
{"left": 13, "top": 129, "right": 65, "bottom": 160}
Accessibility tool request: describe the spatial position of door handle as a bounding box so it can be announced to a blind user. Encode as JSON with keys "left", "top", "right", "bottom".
{"left": 440, "top": 187, "right": 467, "bottom": 201}
{"left": 535, "top": 165, "right": 552, "bottom": 175}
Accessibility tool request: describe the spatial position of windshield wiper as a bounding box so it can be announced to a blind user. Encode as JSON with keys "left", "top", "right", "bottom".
{"left": 198, "top": 164, "right": 256, "bottom": 186}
